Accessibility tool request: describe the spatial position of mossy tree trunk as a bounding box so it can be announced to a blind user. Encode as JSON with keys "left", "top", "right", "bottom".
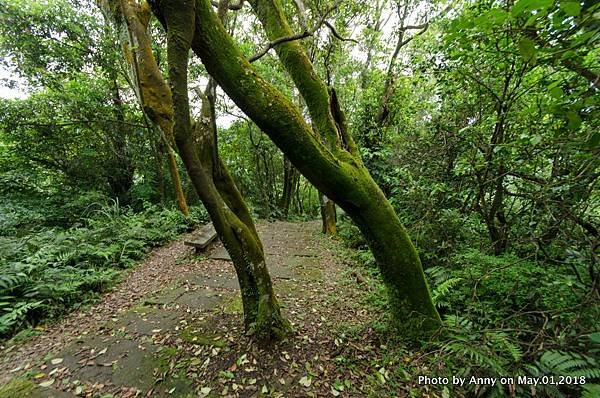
{"left": 99, "top": 0, "right": 189, "bottom": 216}
{"left": 319, "top": 194, "right": 337, "bottom": 235}
{"left": 165, "top": 0, "right": 442, "bottom": 337}
{"left": 100, "top": 0, "right": 289, "bottom": 343}
{"left": 278, "top": 155, "right": 298, "bottom": 219}
{"left": 166, "top": 146, "right": 190, "bottom": 216}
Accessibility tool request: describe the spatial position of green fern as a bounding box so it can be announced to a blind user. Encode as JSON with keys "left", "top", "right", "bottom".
{"left": 0, "top": 272, "right": 28, "bottom": 292}
{"left": 425, "top": 266, "right": 462, "bottom": 308}
{"left": 582, "top": 384, "right": 600, "bottom": 398}
{"left": 0, "top": 200, "right": 200, "bottom": 338}
{"left": 538, "top": 350, "right": 600, "bottom": 379}
{"left": 432, "top": 276, "right": 462, "bottom": 306}
{"left": 521, "top": 350, "right": 600, "bottom": 398}
{"left": 0, "top": 300, "right": 44, "bottom": 335}
{"left": 425, "top": 265, "right": 452, "bottom": 285}
{"left": 447, "top": 342, "right": 506, "bottom": 374}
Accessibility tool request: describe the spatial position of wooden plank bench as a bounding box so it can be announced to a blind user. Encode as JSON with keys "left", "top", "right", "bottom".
{"left": 184, "top": 223, "right": 218, "bottom": 252}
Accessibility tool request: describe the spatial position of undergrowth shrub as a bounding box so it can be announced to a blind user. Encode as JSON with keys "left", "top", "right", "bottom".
{"left": 0, "top": 200, "right": 208, "bottom": 338}
{"left": 337, "top": 217, "right": 599, "bottom": 397}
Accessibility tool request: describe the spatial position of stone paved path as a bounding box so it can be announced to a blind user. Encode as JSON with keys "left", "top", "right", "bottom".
{"left": 0, "top": 221, "right": 324, "bottom": 397}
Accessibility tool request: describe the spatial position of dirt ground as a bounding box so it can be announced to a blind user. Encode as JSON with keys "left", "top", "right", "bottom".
{"left": 0, "top": 221, "right": 421, "bottom": 397}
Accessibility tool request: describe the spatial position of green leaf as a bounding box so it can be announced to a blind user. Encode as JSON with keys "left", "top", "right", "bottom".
{"left": 562, "top": 50, "right": 577, "bottom": 60}
{"left": 572, "top": 30, "right": 596, "bottom": 46}
{"left": 566, "top": 111, "right": 582, "bottom": 130}
{"left": 477, "top": 9, "right": 510, "bottom": 27}
{"left": 561, "top": 2, "right": 581, "bottom": 16}
{"left": 584, "top": 97, "right": 596, "bottom": 107}
{"left": 590, "top": 332, "right": 600, "bottom": 344}
{"left": 524, "top": 13, "right": 541, "bottom": 27}
{"left": 512, "top": 0, "right": 552, "bottom": 16}
{"left": 586, "top": 133, "right": 600, "bottom": 149}
{"left": 512, "top": 0, "right": 533, "bottom": 16}
{"left": 532, "top": 0, "right": 553, "bottom": 9}
{"left": 530, "top": 135, "right": 542, "bottom": 145}
{"left": 549, "top": 86, "right": 564, "bottom": 99}
{"left": 518, "top": 38, "right": 536, "bottom": 60}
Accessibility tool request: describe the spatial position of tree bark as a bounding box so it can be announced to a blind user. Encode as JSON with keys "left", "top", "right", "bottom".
{"left": 319, "top": 194, "right": 337, "bottom": 235}
{"left": 101, "top": 0, "right": 289, "bottom": 342}
{"left": 180, "top": 0, "right": 441, "bottom": 337}
{"left": 279, "top": 155, "right": 298, "bottom": 219}
{"left": 166, "top": 146, "right": 190, "bottom": 216}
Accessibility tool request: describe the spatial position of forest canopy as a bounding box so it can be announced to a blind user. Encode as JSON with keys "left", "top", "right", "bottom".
{"left": 0, "top": 0, "right": 598, "bottom": 397}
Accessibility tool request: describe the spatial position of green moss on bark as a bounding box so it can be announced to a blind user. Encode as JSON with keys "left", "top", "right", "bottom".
{"left": 187, "top": 0, "right": 442, "bottom": 339}
{"left": 160, "top": 0, "right": 290, "bottom": 343}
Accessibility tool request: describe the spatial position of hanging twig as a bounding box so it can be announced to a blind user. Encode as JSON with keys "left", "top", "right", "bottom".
{"left": 249, "top": 0, "right": 349, "bottom": 62}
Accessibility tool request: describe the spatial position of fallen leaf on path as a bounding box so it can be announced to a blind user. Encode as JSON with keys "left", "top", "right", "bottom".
{"left": 39, "top": 379, "right": 55, "bottom": 388}
{"left": 299, "top": 375, "right": 312, "bottom": 387}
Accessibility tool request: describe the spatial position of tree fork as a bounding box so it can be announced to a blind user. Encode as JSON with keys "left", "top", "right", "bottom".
{"left": 183, "top": 0, "right": 441, "bottom": 337}
{"left": 102, "top": 0, "right": 289, "bottom": 342}
{"left": 161, "top": 0, "right": 289, "bottom": 342}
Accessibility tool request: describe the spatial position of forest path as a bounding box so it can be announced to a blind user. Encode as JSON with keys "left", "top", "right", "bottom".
{"left": 0, "top": 221, "right": 387, "bottom": 397}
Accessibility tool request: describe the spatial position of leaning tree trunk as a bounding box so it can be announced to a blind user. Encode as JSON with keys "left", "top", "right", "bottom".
{"left": 166, "top": 145, "right": 190, "bottom": 216}
{"left": 170, "top": 0, "right": 442, "bottom": 337}
{"left": 100, "top": 0, "right": 289, "bottom": 342}
{"left": 163, "top": 1, "right": 288, "bottom": 341}
{"left": 101, "top": 0, "right": 190, "bottom": 216}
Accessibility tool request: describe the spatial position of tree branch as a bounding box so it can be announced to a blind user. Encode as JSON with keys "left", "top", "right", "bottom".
{"left": 249, "top": 0, "right": 343, "bottom": 63}
{"left": 211, "top": 0, "right": 245, "bottom": 10}
{"left": 324, "top": 21, "right": 358, "bottom": 43}
{"left": 15, "top": 119, "right": 147, "bottom": 129}
{"left": 399, "top": 23, "right": 428, "bottom": 31}
{"left": 249, "top": 30, "right": 311, "bottom": 62}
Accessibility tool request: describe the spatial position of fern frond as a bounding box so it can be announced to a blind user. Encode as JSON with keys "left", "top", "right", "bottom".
{"left": 432, "top": 277, "right": 462, "bottom": 305}
{"left": 540, "top": 351, "right": 598, "bottom": 376}
{"left": 0, "top": 300, "right": 43, "bottom": 334}
{"left": 582, "top": 384, "right": 600, "bottom": 398}
{"left": 0, "top": 272, "right": 28, "bottom": 292}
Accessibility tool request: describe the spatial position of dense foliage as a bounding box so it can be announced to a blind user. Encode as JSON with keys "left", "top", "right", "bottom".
{"left": 0, "top": 0, "right": 598, "bottom": 396}
{"left": 0, "top": 180, "right": 207, "bottom": 336}
{"left": 328, "top": 0, "right": 599, "bottom": 395}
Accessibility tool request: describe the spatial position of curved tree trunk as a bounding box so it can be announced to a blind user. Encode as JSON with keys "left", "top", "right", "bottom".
{"left": 173, "top": 0, "right": 441, "bottom": 337}
{"left": 100, "top": 0, "right": 289, "bottom": 343}
{"left": 163, "top": 1, "right": 288, "bottom": 340}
